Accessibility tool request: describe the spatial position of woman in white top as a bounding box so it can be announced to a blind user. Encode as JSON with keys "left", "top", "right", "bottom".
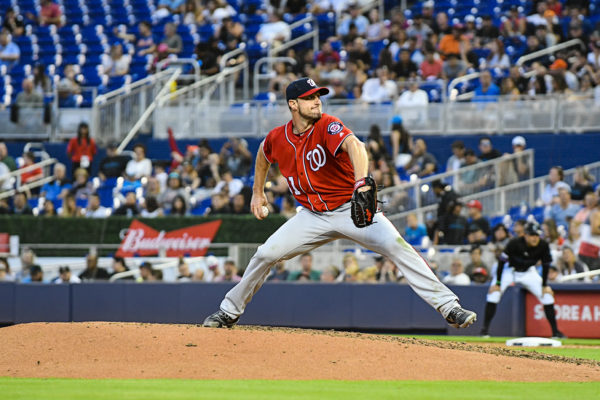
{"left": 125, "top": 143, "right": 152, "bottom": 179}
{"left": 484, "top": 39, "right": 510, "bottom": 70}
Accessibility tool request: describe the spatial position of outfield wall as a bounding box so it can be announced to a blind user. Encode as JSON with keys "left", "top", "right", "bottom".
{"left": 2, "top": 282, "right": 596, "bottom": 336}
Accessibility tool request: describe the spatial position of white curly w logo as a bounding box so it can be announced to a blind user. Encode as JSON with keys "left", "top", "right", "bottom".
{"left": 306, "top": 145, "right": 326, "bottom": 172}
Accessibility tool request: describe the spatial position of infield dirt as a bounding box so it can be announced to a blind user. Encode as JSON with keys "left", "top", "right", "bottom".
{"left": 1, "top": 322, "right": 599, "bottom": 381}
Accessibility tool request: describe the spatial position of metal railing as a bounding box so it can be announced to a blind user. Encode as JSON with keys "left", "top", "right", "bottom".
{"left": 386, "top": 160, "right": 600, "bottom": 232}
{"left": 268, "top": 15, "right": 319, "bottom": 58}
{"left": 253, "top": 56, "right": 297, "bottom": 96}
{"left": 156, "top": 58, "right": 202, "bottom": 82}
{"left": 379, "top": 149, "right": 534, "bottom": 214}
{"left": 91, "top": 70, "right": 176, "bottom": 145}
{"left": 219, "top": 45, "right": 250, "bottom": 100}
{"left": 0, "top": 158, "right": 57, "bottom": 200}
{"left": 516, "top": 39, "right": 585, "bottom": 66}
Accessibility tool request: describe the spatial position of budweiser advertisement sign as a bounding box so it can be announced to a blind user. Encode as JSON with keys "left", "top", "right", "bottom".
{"left": 116, "top": 220, "right": 222, "bottom": 257}
{"left": 525, "top": 292, "right": 600, "bottom": 338}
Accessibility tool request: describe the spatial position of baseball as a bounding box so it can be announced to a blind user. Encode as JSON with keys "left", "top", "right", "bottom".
{"left": 261, "top": 206, "right": 269, "bottom": 217}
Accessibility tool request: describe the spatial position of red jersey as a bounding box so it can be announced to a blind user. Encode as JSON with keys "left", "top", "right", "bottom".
{"left": 262, "top": 113, "right": 355, "bottom": 212}
{"left": 67, "top": 137, "right": 97, "bottom": 163}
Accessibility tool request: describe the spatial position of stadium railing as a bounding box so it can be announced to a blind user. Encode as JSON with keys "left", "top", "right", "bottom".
{"left": 0, "top": 157, "right": 58, "bottom": 200}
{"left": 268, "top": 15, "right": 319, "bottom": 58}
{"left": 385, "top": 160, "right": 600, "bottom": 231}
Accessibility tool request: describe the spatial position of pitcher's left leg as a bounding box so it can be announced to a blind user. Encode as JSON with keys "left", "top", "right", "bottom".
{"left": 336, "top": 210, "right": 473, "bottom": 324}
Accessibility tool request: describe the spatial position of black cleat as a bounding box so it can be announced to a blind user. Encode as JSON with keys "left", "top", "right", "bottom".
{"left": 552, "top": 330, "right": 566, "bottom": 339}
{"left": 203, "top": 310, "right": 239, "bottom": 328}
{"left": 445, "top": 306, "right": 477, "bottom": 328}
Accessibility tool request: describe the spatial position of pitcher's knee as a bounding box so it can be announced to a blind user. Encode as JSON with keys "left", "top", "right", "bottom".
{"left": 252, "top": 245, "right": 280, "bottom": 266}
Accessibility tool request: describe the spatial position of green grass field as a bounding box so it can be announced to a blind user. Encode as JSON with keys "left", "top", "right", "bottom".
{"left": 405, "top": 335, "right": 600, "bottom": 361}
{"left": 3, "top": 336, "right": 599, "bottom": 400}
{"left": 1, "top": 378, "right": 599, "bottom": 400}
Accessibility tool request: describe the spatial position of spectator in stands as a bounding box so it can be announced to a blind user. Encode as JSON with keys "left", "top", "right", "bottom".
{"left": 52, "top": 266, "right": 81, "bottom": 284}
{"left": 396, "top": 79, "right": 429, "bottom": 125}
{"left": 28, "top": 0, "right": 62, "bottom": 26}
{"left": 280, "top": 194, "right": 297, "bottom": 219}
{"left": 59, "top": 193, "right": 79, "bottom": 217}
{"left": 0, "top": 28, "right": 19, "bottom": 70}
{"left": 215, "top": 259, "right": 241, "bottom": 282}
{"left": 571, "top": 166, "right": 595, "bottom": 202}
{"left": 437, "top": 202, "right": 468, "bottom": 245}
{"left": 338, "top": 2, "right": 369, "bottom": 37}
{"left": 3, "top": 8, "right": 24, "bottom": 37}
{"left": 439, "top": 24, "right": 466, "bottom": 58}
{"left": 559, "top": 246, "right": 591, "bottom": 282}
{"left": 138, "top": 261, "right": 155, "bottom": 282}
{"left": 541, "top": 166, "right": 570, "bottom": 206}
{"left": 203, "top": 0, "right": 236, "bottom": 24}
{"left": 0, "top": 142, "right": 16, "bottom": 171}
{"left": 466, "top": 200, "right": 490, "bottom": 245}
{"left": 442, "top": 258, "right": 471, "bottom": 285}
{"left": 11, "top": 192, "right": 32, "bottom": 215}
{"left": 343, "top": 59, "right": 367, "bottom": 98}
{"left": 465, "top": 245, "right": 489, "bottom": 280}
{"left": 214, "top": 166, "right": 243, "bottom": 198}
{"left": 476, "top": 15, "right": 500, "bottom": 44}
{"left": 22, "top": 264, "right": 44, "bottom": 283}
{"left": 405, "top": 138, "right": 437, "bottom": 177}
{"left": 420, "top": 50, "right": 443, "bottom": 79}
{"left": 267, "top": 260, "right": 289, "bottom": 281}
{"left": 406, "top": 14, "right": 432, "bottom": 48}
{"left": 513, "top": 219, "right": 527, "bottom": 237}
{"left": 366, "top": 8, "right": 387, "bottom": 42}
{"left": 69, "top": 168, "right": 94, "bottom": 201}
{"left": 113, "top": 191, "right": 140, "bottom": 217}
{"left": 126, "top": 143, "right": 152, "bottom": 180}
{"left": 79, "top": 253, "right": 110, "bottom": 281}
{"left": 33, "top": 64, "right": 51, "bottom": 96}
{"left": 446, "top": 140, "right": 465, "bottom": 172}
{"left": 157, "top": 0, "right": 186, "bottom": 15}
{"left": 575, "top": 192, "right": 598, "bottom": 224}
{"left": 491, "top": 223, "right": 511, "bottom": 249}
{"left": 110, "top": 256, "right": 133, "bottom": 280}
{"left": 85, "top": 193, "right": 109, "bottom": 218}
{"left": 390, "top": 117, "right": 413, "bottom": 168}
{"left": 102, "top": 43, "right": 130, "bottom": 77}
{"left": 176, "top": 258, "right": 193, "bottom": 281}
{"left": 268, "top": 62, "right": 297, "bottom": 99}
{"left": 15, "top": 248, "right": 36, "bottom": 282}
{"left": 393, "top": 48, "right": 418, "bottom": 81}
{"left": 404, "top": 213, "right": 427, "bottom": 246}
{"left": 0, "top": 159, "right": 10, "bottom": 192}
{"left": 141, "top": 195, "right": 162, "bottom": 218}
{"left": 158, "top": 172, "right": 187, "bottom": 211}
{"left": 288, "top": 253, "right": 320, "bottom": 281}
{"left": 16, "top": 78, "right": 43, "bottom": 108}
{"left": 117, "top": 21, "right": 156, "bottom": 57}
{"left": 161, "top": 23, "right": 183, "bottom": 55}
{"left": 40, "top": 199, "right": 56, "bottom": 217}
{"left": 443, "top": 53, "right": 466, "bottom": 81}
{"left": 169, "top": 194, "right": 189, "bottom": 216}
{"left": 231, "top": 192, "right": 249, "bottom": 215}
{"left": 19, "top": 152, "right": 43, "bottom": 196}
{"left": 478, "top": 137, "right": 501, "bottom": 161}
{"left": 0, "top": 257, "right": 14, "bottom": 281}
{"left": 509, "top": 136, "right": 530, "bottom": 181}
{"left": 473, "top": 70, "right": 500, "bottom": 102}
{"left": 545, "top": 187, "right": 580, "bottom": 231}
{"left": 347, "top": 38, "right": 372, "bottom": 72}
{"left": 195, "top": 39, "right": 221, "bottom": 76}
{"left": 98, "top": 143, "right": 129, "bottom": 180}
{"left": 57, "top": 64, "right": 81, "bottom": 107}
{"left": 316, "top": 39, "right": 340, "bottom": 67}
{"left": 256, "top": 12, "right": 290, "bottom": 46}
{"left": 484, "top": 39, "right": 510, "bottom": 70}
{"left": 66, "top": 122, "right": 96, "bottom": 178}
{"left": 502, "top": 6, "right": 527, "bottom": 37}
{"left": 471, "top": 267, "right": 489, "bottom": 284}
{"left": 220, "top": 138, "right": 252, "bottom": 177}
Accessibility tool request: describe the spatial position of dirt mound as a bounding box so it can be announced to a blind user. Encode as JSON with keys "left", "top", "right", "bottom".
{"left": 1, "top": 322, "right": 599, "bottom": 381}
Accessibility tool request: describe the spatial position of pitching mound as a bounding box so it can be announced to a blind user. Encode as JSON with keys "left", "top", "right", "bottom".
{"left": 1, "top": 322, "right": 599, "bottom": 381}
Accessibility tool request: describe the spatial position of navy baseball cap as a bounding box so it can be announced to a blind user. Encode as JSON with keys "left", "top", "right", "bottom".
{"left": 286, "top": 77, "right": 329, "bottom": 101}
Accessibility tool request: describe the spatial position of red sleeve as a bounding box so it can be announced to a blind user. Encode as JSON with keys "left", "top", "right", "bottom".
{"left": 322, "top": 115, "right": 353, "bottom": 157}
{"left": 262, "top": 134, "right": 274, "bottom": 164}
{"left": 168, "top": 128, "right": 183, "bottom": 157}
{"left": 66, "top": 138, "right": 74, "bottom": 156}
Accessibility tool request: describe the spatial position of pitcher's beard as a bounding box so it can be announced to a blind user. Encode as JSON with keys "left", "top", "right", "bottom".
{"left": 298, "top": 108, "right": 322, "bottom": 123}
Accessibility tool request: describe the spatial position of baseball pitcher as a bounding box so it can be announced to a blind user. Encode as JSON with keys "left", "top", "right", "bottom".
{"left": 203, "top": 78, "right": 477, "bottom": 329}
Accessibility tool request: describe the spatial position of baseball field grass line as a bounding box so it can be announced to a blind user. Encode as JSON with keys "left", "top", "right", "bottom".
{"left": 1, "top": 379, "right": 600, "bottom": 400}
{"left": 402, "top": 335, "right": 600, "bottom": 346}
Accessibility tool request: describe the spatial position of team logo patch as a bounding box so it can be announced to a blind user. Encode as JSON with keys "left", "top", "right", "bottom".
{"left": 307, "top": 78, "right": 317, "bottom": 87}
{"left": 327, "top": 121, "right": 343, "bottom": 135}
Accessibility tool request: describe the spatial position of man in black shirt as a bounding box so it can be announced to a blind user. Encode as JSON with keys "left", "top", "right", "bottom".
{"left": 99, "top": 143, "right": 130, "bottom": 179}
{"left": 481, "top": 222, "right": 564, "bottom": 338}
{"left": 79, "top": 253, "right": 110, "bottom": 281}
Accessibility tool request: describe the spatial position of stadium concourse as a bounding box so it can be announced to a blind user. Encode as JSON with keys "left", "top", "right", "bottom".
{"left": 1, "top": 0, "right": 600, "bottom": 287}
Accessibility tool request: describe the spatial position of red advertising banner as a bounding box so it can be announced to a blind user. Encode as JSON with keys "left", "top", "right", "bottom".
{"left": 525, "top": 292, "right": 600, "bottom": 338}
{"left": 116, "top": 220, "right": 222, "bottom": 257}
